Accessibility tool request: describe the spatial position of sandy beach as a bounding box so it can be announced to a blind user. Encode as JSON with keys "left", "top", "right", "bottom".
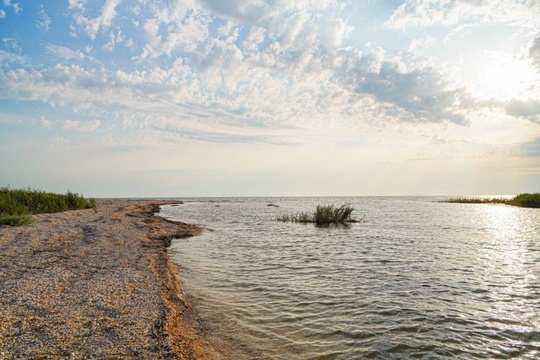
{"left": 0, "top": 199, "right": 217, "bottom": 359}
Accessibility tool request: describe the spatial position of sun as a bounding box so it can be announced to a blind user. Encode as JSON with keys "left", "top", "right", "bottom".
{"left": 471, "top": 53, "right": 535, "bottom": 100}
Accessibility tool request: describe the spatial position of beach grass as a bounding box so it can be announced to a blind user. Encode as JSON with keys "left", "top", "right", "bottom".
{"left": 444, "top": 197, "right": 509, "bottom": 204}
{"left": 443, "top": 193, "right": 540, "bottom": 208}
{"left": 277, "top": 205, "right": 359, "bottom": 225}
{"left": 0, "top": 187, "right": 96, "bottom": 226}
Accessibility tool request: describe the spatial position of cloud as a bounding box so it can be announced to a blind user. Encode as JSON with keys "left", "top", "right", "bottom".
{"left": 2, "top": 0, "right": 20, "bottom": 14}
{"left": 103, "top": 30, "right": 125, "bottom": 52}
{"left": 200, "top": 0, "right": 266, "bottom": 23}
{"left": 35, "top": 116, "right": 99, "bottom": 132}
{"left": 0, "top": 50, "right": 26, "bottom": 69}
{"left": 60, "top": 119, "right": 101, "bottom": 131}
{"left": 386, "top": 0, "right": 540, "bottom": 29}
{"left": 138, "top": 13, "right": 210, "bottom": 60}
{"left": 530, "top": 35, "right": 540, "bottom": 69}
{"left": 68, "top": 0, "right": 85, "bottom": 11}
{"left": 505, "top": 99, "right": 540, "bottom": 120}
{"left": 69, "top": 0, "right": 122, "bottom": 40}
{"left": 1, "top": 37, "right": 22, "bottom": 54}
{"left": 516, "top": 137, "right": 540, "bottom": 157}
{"left": 36, "top": 6, "right": 51, "bottom": 32}
{"left": 0, "top": 9, "right": 5, "bottom": 19}
{"left": 344, "top": 55, "right": 471, "bottom": 124}
{"left": 101, "top": 0, "right": 121, "bottom": 29}
{"left": 2, "top": 0, "right": 536, "bottom": 149}
{"left": 38, "top": 116, "right": 52, "bottom": 129}
{"left": 45, "top": 44, "right": 84, "bottom": 60}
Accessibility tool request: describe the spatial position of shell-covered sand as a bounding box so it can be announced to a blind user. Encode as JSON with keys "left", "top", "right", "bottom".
{"left": 0, "top": 199, "right": 218, "bottom": 359}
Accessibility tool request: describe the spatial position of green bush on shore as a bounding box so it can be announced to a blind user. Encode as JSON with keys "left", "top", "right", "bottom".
{"left": 444, "top": 193, "right": 540, "bottom": 208}
{"left": 0, "top": 187, "right": 96, "bottom": 226}
{"left": 277, "top": 205, "right": 359, "bottom": 225}
{"left": 507, "top": 193, "right": 540, "bottom": 208}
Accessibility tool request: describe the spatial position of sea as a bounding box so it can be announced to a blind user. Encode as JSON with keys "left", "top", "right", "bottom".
{"left": 161, "top": 196, "right": 540, "bottom": 359}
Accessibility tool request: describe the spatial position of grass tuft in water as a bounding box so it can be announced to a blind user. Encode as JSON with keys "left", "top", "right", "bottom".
{"left": 443, "top": 193, "right": 540, "bottom": 208}
{"left": 0, "top": 187, "right": 96, "bottom": 226}
{"left": 277, "top": 205, "right": 359, "bottom": 225}
{"left": 444, "top": 197, "right": 508, "bottom": 204}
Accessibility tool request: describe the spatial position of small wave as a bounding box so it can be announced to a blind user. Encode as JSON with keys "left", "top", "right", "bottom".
{"left": 165, "top": 197, "right": 540, "bottom": 360}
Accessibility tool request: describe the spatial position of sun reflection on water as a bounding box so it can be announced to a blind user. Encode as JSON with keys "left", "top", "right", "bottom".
{"left": 472, "top": 204, "right": 540, "bottom": 351}
{"left": 479, "top": 204, "right": 524, "bottom": 261}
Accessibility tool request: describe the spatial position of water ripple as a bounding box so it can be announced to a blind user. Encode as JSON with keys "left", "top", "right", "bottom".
{"left": 166, "top": 197, "right": 540, "bottom": 359}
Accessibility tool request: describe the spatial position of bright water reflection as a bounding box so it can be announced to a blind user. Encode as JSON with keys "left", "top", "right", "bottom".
{"left": 164, "top": 197, "right": 540, "bottom": 359}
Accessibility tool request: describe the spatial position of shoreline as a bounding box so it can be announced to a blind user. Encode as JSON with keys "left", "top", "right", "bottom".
{"left": 0, "top": 199, "right": 217, "bottom": 359}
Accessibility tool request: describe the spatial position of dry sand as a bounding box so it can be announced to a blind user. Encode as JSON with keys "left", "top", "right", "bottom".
{"left": 0, "top": 199, "right": 219, "bottom": 359}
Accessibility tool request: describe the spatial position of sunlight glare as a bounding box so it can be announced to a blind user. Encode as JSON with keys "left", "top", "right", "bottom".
{"left": 471, "top": 53, "right": 535, "bottom": 100}
{"left": 478, "top": 204, "right": 525, "bottom": 272}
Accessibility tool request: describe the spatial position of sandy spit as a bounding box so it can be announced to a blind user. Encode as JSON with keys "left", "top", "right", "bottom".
{"left": 0, "top": 199, "right": 219, "bottom": 359}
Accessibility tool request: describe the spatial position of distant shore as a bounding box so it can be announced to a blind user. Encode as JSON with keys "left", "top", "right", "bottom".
{"left": 0, "top": 199, "right": 217, "bottom": 359}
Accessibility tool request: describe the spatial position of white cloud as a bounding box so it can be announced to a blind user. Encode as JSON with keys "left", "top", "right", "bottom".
{"left": 0, "top": 43, "right": 475, "bottom": 150}
{"left": 45, "top": 44, "right": 84, "bottom": 60}
{"left": 200, "top": 0, "right": 266, "bottom": 23}
{"left": 0, "top": 50, "right": 26, "bottom": 69}
{"left": 101, "top": 0, "right": 121, "bottom": 29}
{"left": 386, "top": 0, "right": 540, "bottom": 29}
{"left": 69, "top": 0, "right": 122, "bottom": 40}
{"left": 103, "top": 30, "right": 125, "bottom": 52}
{"left": 0, "top": 9, "right": 5, "bottom": 19}
{"left": 1, "top": 0, "right": 537, "bottom": 148}
{"left": 68, "top": 0, "right": 85, "bottom": 11}
{"left": 530, "top": 35, "right": 540, "bottom": 69}
{"left": 3, "top": 0, "right": 20, "bottom": 13}
{"left": 2, "top": 37, "right": 21, "bottom": 53}
{"left": 53, "top": 136, "right": 70, "bottom": 146}
{"left": 517, "top": 137, "right": 540, "bottom": 157}
{"left": 505, "top": 99, "right": 540, "bottom": 121}
{"left": 60, "top": 119, "right": 101, "bottom": 131}
{"left": 38, "top": 116, "right": 52, "bottom": 129}
{"left": 36, "top": 6, "right": 51, "bottom": 32}
{"left": 3, "top": 0, "right": 540, "bottom": 197}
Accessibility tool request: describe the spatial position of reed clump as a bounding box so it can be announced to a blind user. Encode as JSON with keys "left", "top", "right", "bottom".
{"left": 444, "top": 193, "right": 540, "bottom": 208}
{"left": 444, "top": 197, "right": 508, "bottom": 204}
{"left": 277, "top": 205, "right": 359, "bottom": 225}
{"left": 0, "top": 187, "right": 96, "bottom": 226}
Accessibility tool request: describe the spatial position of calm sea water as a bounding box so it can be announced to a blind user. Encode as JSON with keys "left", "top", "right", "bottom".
{"left": 162, "top": 197, "right": 540, "bottom": 359}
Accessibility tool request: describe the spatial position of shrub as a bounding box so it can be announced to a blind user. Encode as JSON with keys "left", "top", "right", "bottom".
{"left": 277, "top": 205, "right": 358, "bottom": 225}
{"left": 509, "top": 193, "right": 540, "bottom": 208}
{"left": 0, "top": 187, "right": 96, "bottom": 226}
{"left": 0, "top": 213, "right": 33, "bottom": 226}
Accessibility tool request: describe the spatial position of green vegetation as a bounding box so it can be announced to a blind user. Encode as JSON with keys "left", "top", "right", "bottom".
{"left": 0, "top": 187, "right": 96, "bottom": 226}
{"left": 507, "top": 193, "right": 540, "bottom": 208}
{"left": 444, "top": 193, "right": 540, "bottom": 208}
{"left": 444, "top": 197, "right": 509, "bottom": 204}
{"left": 277, "top": 212, "right": 314, "bottom": 224}
{"left": 277, "top": 205, "right": 359, "bottom": 225}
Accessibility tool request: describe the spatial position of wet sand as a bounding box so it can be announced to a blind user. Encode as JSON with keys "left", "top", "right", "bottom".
{"left": 0, "top": 199, "right": 219, "bottom": 359}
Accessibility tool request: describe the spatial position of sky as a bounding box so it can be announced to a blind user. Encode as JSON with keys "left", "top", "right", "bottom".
{"left": 1, "top": 0, "right": 540, "bottom": 197}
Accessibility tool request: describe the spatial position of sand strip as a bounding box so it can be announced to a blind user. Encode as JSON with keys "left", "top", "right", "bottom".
{"left": 0, "top": 199, "right": 216, "bottom": 359}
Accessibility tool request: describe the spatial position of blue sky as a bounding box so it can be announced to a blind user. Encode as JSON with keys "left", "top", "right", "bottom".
{"left": 1, "top": 0, "right": 539, "bottom": 197}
